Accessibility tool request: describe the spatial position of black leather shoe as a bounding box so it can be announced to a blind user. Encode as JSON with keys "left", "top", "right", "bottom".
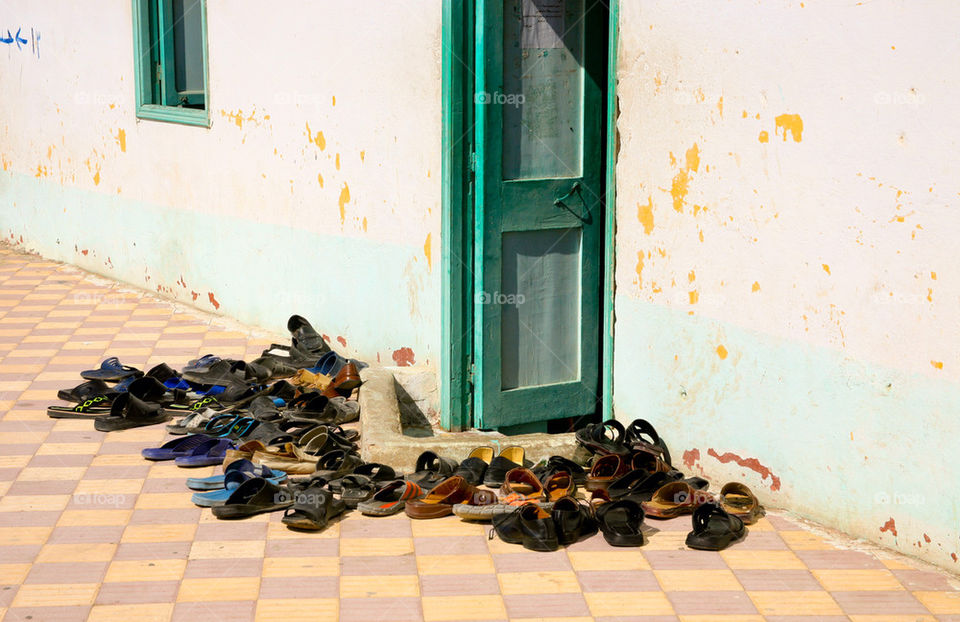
{"left": 551, "top": 496, "right": 597, "bottom": 545}
{"left": 519, "top": 503, "right": 559, "bottom": 551}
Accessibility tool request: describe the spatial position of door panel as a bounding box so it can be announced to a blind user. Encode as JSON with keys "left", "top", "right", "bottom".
{"left": 475, "top": 0, "right": 605, "bottom": 428}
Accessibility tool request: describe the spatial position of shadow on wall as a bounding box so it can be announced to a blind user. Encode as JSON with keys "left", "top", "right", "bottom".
{"left": 394, "top": 377, "right": 434, "bottom": 438}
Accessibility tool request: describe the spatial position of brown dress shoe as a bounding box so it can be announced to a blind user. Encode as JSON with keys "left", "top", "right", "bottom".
{"left": 321, "top": 363, "right": 362, "bottom": 398}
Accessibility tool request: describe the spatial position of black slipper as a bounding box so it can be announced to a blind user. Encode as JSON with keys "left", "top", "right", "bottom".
{"left": 575, "top": 419, "right": 631, "bottom": 457}
{"left": 212, "top": 478, "right": 294, "bottom": 519}
{"left": 57, "top": 379, "right": 111, "bottom": 403}
{"left": 685, "top": 503, "right": 746, "bottom": 550}
{"left": 287, "top": 314, "right": 331, "bottom": 355}
{"left": 406, "top": 451, "right": 458, "bottom": 490}
{"left": 94, "top": 393, "right": 170, "bottom": 432}
{"left": 80, "top": 357, "right": 144, "bottom": 383}
{"left": 281, "top": 479, "right": 345, "bottom": 530}
{"left": 596, "top": 499, "right": 647, "bottom": 547}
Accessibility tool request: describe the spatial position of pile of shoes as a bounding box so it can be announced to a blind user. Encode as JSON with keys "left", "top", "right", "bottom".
{"left": 46, "top": 313, "right": 364, "bottom": 434}
{"left": 47, "top": 315, "right": 763, "bottom": 548}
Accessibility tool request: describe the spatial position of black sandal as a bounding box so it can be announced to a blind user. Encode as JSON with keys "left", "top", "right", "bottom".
{"left": 281, "top": 478, "right": 345, "bottom": 531}
{"left": 685, "top": 502, "right": 746, "bottom": 550}
{"left": 575, "top": 419, "right": 631, "bottom": 457}
{"left": 596, "top": 499, "right": 647, "bottom": 547}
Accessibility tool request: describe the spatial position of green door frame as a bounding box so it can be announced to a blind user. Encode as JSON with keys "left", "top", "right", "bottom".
{"left": 441, "top": 0, "right": 619, "bottom": 431}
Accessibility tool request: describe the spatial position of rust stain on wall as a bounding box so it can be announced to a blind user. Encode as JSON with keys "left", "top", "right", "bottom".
{"left": 207, "top": 292, "right": 220, "bottom": 310}
{"left": 707, "top": 448, "right": 781, "bottom": 491}
{"left": 682, "top": 448, "right": 701, "bottom": 470}
{"left": 880, "top": 517, "right": 898, "bottom": 537}
{"left": 392, "top": 347, "right": 416, "bottom": 367}
{"left": 775, "top": 113, "right": 804, "bottom": 142}
{"left": 337, "top": 336, "right": 347, "bottom": 347}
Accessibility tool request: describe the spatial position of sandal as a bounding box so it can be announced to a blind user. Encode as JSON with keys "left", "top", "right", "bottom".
{"left": 313, "top": 450, "right": 363, "bottom": 480}
{"left": 719, "top": 482, "right": 763, "bottom": 525}
{"left": 141, "top": 434, "right": 213, "bottom": 461}
{"left": 482, "top": 446, "right": 527, "bottom": 488}
{"left": 358, "top": 480, "right": 424, "bottom": 517}
{"left": 80, "top": 357, "right": 144, "bottom": 382}
{"left": 585, "top": 454, "right": 631, "bottom": 491}
{"left": 338, "top": 474, "right": 378, "bottom": 508}
{"left": 211, "top": 477, "right": 294, "bottom": 519}
{"left": 685, "top": 502, "right": 746, "bottom": 550}
{"left": 451, "top": 489, "right": 500, "bottom": 521}
{"left": 543, "top": 471, "right": 576, "bottom": 501}
{"left": 406, "top": 451, "right": 458, "bottom": 490}
{"left": 499, "top": 467, "right": 543, "bottom": 499}
{"left": 174, "top": 438, "right": 236, "bottom": 468}
{"left": 641, "top": 481, "right": 716, "bottom": 519}
{"left": 93, "top": 393, "right": 169, "bottom": 431}
{"left": 452, "top": 446, "right": 494, "bottom": 486}
{"left": 186, "top": 458, "right": 286, "bottom": 491}
{"left": 596, "top": 499, "right": 647, "bottom": 547}
{"left": 190, "top": 469, "right": 286, "bottom": 507}
{"left": 281, "top": 479, "right": 345, "bottom": 531}
{"left": 57, "top": 379, "right": 111, "bottom": 403}
{"left": 532, "top": 455, "right": 587, "bottom": 486}
{"left": 252, "top": 443, "right": 319, "bottom": 475}
{"left": 575, "top": 419, "right": 631, "bottom": 457}
{"left": 625, "top": 418, "right": 672, "bottom": 467}
{"left": 404, "top": 475, "right": 476, "bottom": 519}
{"left": 287, "top": 314, "right": 331, "bottom": 356}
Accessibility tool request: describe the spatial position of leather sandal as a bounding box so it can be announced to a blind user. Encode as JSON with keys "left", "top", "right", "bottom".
{"left": 685, "top": 502, "right": 746, "bottom": 550}
{"left": 719, "top": 482, "right": 763, "bottom": 525}
{"left": 641, "top": 481, "right": 716, "bottom": 519}
{"left": 585, "top": 454, "right": 631, "bottom": 491}
{"left": 404, "top": 475, "right": 476, "bottom": 519}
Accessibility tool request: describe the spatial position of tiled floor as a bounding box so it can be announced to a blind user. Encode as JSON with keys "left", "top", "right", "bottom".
{"left": 1, "top": 244, "right": 959, "bottom": 622}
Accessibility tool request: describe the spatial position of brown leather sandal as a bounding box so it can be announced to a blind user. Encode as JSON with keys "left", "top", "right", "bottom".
{"left": 719, "top": 482, "right": 763, "bottom": 525}
{"left": 404, "top": 475, "right": 476, "bottom": 519}
{"left": 641, "top": 481, "right": 716, "bottom": 519}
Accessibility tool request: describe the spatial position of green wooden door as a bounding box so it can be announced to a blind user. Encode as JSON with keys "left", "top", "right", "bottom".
{"left": 474, "top": 0, "right": 606, "bottom": 428}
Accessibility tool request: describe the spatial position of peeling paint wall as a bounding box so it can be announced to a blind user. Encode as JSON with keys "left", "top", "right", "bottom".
{"left": 0, "top": 0, "right": 442, "bottom": 370}
{"left": 613, "top": 1, "right": 960, "bottom": 572}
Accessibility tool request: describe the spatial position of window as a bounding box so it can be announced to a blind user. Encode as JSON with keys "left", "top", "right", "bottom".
{"left": 132, "top": 0, "right": 209, "bottom": 126}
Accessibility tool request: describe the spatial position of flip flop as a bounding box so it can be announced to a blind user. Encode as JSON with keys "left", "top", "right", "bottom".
{"left": 93, "top": 393, "right": 170, "bottom": 431}
{"left": 211, "top": 478, "right": 294, "bottom": 519}
{"left": 685, "top": 502, "right": 746, "bottom": 550}
{"left": 191, "top": 469, "right": 288, "bottom": 507}
{"left": 186, "top": 458, "right": 287, "bottom": 491}
{"left": 338, "top": 474, "right": 378, "bottom": 508}
{"left": 287, "top": 314, "right": 331, "bottom": 355}
{"left": 174, "top": 438, "right": 236, "bottom": 467}
{"left": 141, "top": 434, "right": 214, "bottom": 461}
{"left": 358, "top": 480, "right": 424, "bottom": 517}
{"left": 719, "top": 482, "right": 763, "bottom": 525}
{"left": 183, "top": 354, "right": 220, "bottom": 373}
{"left": 80, "top": 357, "right": 144, "bottom": 382}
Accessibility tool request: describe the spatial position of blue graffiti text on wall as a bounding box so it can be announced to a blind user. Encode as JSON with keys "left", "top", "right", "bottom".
{"left": 1, "top": 27, "right": 40, "bottom": 57}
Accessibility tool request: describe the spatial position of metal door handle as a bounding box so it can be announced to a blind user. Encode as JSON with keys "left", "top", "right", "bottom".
{"left": 554, "top": 182, "right": 581, "bottom": 206}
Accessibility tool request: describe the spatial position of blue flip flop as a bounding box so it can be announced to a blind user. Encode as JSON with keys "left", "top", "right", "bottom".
{"left": 183, "top": 354, "right": 221, "bottom": 373}
{"left": 186, "top": 458, "right": 287, "bottom": 491}
{"left": 174, "top": 438, "right": 235, "bottom": 468}
{"left": 191, "top": 469, "right": 288, "bottom": 506}
{"left": 141, "top": 434, "right": 213, "bottom": 461}
{"left": 80, "top": 357, "right": 144, "bottom": 382}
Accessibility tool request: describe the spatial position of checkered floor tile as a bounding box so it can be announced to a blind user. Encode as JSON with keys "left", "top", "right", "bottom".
{"left": 1, "top": 243, "right": 959, "bottom": 622}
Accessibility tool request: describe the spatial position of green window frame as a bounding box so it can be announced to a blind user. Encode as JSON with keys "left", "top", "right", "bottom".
{"left": 132, "top": 0, "right": 210, "bottom": 127}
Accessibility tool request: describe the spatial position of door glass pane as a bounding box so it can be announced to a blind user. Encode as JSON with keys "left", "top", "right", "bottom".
{"left": 502, "top": 0, "right": 584, "bottom": 180}
{"left": 501, "top": 228, "right": 581, "bottom": 390}
{"left": 172, "top": 0, "right": 205, "bottom": 100}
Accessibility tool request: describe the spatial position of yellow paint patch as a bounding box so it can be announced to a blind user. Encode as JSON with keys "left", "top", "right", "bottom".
{"left": 698, "top": 229, "right": 704, "bottom": 242}
{"left": 668, "top": 152, "right": 676, "bottom": 167}
{"left": 362, "top": 217, "right": 368, "bottom": 232}
{"left": 360, "top": 150, "right": 365, "bottom": 162}
{"left": 332, "top": 95, "right": 336, "bottom": 106}
{"left": 317, "top": 173, "right": 324, "bottom": 188}
{"left": 338, "top": 183, "right": 350, "bottom": 225}
{"left": 335, "top": 153, "right": 341, "bottom": 170}
{"left": 685, "top": 144, "right": 700, "bottom": 172}
{"left": 752, "top": 281, "right": 761, "bottom": 292}
{"left": 716, "top": 345, "right": 728, "bottom": 359}
{"left": 695, "top": 88, "right": 705, "bottom": 103}
{"left": 305, "top": 123, "right": 326, "bottom": 150}
{"left": 742, "top": 110, "right": 748, "bottom": 119}
{"left": 822, "top": 264, "right": 831, "bottom": 275}
{"left": 927, "top": 288, "right": 933, "bottom": 302}
{"left": 635, "top": 252, "right": 644, "bottom": 288}
{"left": 688, "top": 290, "right": 699, "bottom": 304}
{"left": 775, "top": 113, "right": 804, "bottom": 142}
{"left": 671, "top": 170, "right": 690, "bottom": 212}
{"left": 423, "top": 233, "right": 432, "bottom": 271}
{"left": 931, "top": 271, "right": 937, "bottom": 280}
{"left": 115, "top": 129, "right": 126, "bottom": 153}
{"left": 717, "top": 96, "right": 724, "bottom": 117}
{"left": 93, "top": 169, "right": 100, "bottom": 186}
{"left": 931, "top": 361, "right": 943, "bottom": 369}
{"left": 758, "top": 131, "right": 769, "bottom": 143}
{"left": 688, "top": 270, "right": 696, "bottom": 283}
{"left": 637, "top": 196, "right": 655, "bottom": 234}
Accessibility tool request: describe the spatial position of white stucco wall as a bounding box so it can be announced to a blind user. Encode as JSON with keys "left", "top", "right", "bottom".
{"left": 612, "top": 0, "right": 960, "bottom": 571}
{"left": 0, "top": 0, "right": 443, "bottom": 369}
